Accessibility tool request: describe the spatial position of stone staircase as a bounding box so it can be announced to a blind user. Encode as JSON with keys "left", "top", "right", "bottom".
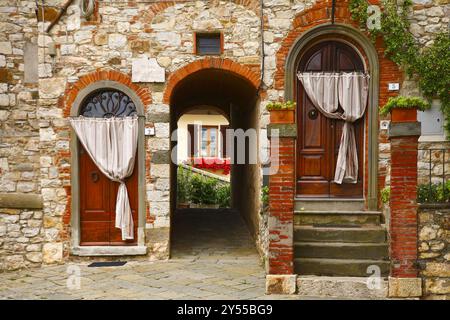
{"left": 294, "top": 198, "right": 390, "bottom": 278}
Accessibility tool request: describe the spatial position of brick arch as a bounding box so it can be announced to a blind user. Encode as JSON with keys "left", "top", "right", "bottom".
{"left": 163, "top": 57, "right": 261, "bottom": 104}
{"left": 135, "top": 0, "right": 260, "bottom": 26}
{"left": 62, "top": 69, "right": 152, "bottom": 117}
{"left": 273, "top": 0, "right": 398, "bottom": 92}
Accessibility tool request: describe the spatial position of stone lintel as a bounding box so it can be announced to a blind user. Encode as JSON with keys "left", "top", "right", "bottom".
{"left": 266, "top": 274, "right": 297, "bottom": 295}
{"left": 388, "top": 277, "right": 422, "bottom": 298}
{"left": 0, "top": 193, "right": 43, "bottom": 209}
{"left": 388, "top": 122, "right": 421, "bottom": 138}
{"left": 267, "top": 124, "right": 297, "bottom": 138}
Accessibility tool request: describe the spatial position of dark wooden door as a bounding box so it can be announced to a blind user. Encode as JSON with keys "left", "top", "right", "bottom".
{"left": 296, "top": 41, "right": 365, "bottom": 198}
{"left": 79, "top": 144, "right": 138, "bottom": 245}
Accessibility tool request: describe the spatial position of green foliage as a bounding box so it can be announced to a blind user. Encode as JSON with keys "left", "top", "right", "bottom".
{"left": 177, "top": 167, "right": 231, "bottom": 206}
{"left": 349, "top": 0, "right": 450, "bottom": 135}
{"left": 380, "top": 96, "right": 431, "bottom": 116}
{"left": 261, "top": 185, "right": 269, "bottom": 208}
{"left": 190, "top": 174, "right": 219, "bottom": 205}
{"left": 216, "top": 184, "right": 231, "bottom": 208}
{"left": 417, "top": 181, "right": 450, "bottom": 204}
{"left": 380, "top": 186, "right": 390, "bottom": 204}
{"left": 349, "top": 0, "right": 369, "bottom": 29}
{"left": 177, "top": 165, "right": 191, "bottom": 203}
{"left": 266, "top": 100, "right": 296, "bottom": 111}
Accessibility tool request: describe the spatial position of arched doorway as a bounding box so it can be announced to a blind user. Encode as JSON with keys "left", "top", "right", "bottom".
{"left": 167, "top": 62, "right": 261, "bottom": 257}
{"left": 78, "top": 90, "right": 139, "bottom": 245}
{"left": 283, "top": 24, "right": 380, "bottom": 209}
{"left": 296, "top": 40, "right": 366, "bottom": 198}
{"left": 69, "top": 80, "right": 147, "bottom": 254}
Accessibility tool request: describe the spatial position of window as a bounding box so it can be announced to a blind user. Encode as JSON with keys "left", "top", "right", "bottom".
{"left": 188, "top": 124, "right": 229, "bottom": 158}
{"left": 195, "top": 33, "right": 222, "bottom": 55}
{"left": 201, "top": 126, "right": 218, "bottom": 157}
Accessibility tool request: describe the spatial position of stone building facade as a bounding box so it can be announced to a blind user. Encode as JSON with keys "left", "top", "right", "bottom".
{"left": 0, "top": 0, "right": 449, "bottom": 298}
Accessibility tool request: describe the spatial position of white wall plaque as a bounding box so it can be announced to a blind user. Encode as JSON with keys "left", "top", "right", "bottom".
{"left": 388, "top": 83, "right": 399, "bottom": 91}
{"left": 132, "top": 56, "right": 165, "bottom": 83}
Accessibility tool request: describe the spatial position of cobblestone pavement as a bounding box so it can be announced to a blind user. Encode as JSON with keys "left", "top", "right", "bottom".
{"left": 0, "top": 210, "right": 315, "bottom": 300}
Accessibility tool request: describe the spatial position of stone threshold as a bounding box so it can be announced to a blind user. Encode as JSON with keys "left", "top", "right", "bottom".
{"left": 71, "top": 246, "right": 147, "bottom": 256}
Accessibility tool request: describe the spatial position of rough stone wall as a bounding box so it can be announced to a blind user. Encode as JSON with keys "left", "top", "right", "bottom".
{"left": 0, "top": 0, "right": 449, "bottom": 271}
{"left": 0, "top": 2, "right": 43, "bottom": 270}
{"left": 418, "top": 205, "right": 450, "bottom": 299}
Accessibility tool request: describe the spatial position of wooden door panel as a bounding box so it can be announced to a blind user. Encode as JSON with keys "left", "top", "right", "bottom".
{"left": 80, "top": 220, "right": 110, "bottom": 245}
{"left": 296, "top": 41, "right": 365, "bottom": 198}
{"left": 79, "top": 144, "right": 138, "bottom": 245}
{"left": 80, "top": 145, "right": 111, "bottom": 245}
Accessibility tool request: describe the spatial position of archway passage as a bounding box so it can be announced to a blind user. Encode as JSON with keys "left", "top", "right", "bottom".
{"left": 296, "top": 41, "right": 365, "bottom": 198}
{"left": 169, "top": 67, "right": 260, "bottom": 257}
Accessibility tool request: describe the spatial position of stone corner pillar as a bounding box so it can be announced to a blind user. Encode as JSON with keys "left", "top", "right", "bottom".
{"left": 387, "top": 121, "right": 422, "bottom": 298}
{"left": 265, "top": 123, "right": 297, "bottom": 295}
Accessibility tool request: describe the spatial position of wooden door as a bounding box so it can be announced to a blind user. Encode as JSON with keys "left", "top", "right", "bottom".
{"left": 79, "top": 144, "right": 138, "bottom": 245}
{"left": 296, "top": 41, "right": 365, "bottom": 198}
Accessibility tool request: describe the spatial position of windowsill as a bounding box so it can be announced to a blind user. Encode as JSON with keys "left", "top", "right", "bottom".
{"left": 71, "top": 245, "right": 147, "bottom": 256}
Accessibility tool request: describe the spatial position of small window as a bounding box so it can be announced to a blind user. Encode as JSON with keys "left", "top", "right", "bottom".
{"left": 195, "top": 33, "right": 222, "bottom": 55}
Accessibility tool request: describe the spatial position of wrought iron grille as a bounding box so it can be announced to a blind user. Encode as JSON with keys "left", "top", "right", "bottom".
{"left": 418, "top": 147, "right": 450, "bottom": 203}
{"left": 80, "top": 90, "right": 137, "bottom": 118}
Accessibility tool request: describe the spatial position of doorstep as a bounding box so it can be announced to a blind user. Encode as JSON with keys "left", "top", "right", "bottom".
{"left": 71, "top": 246, "right": 147, "bottom": 256}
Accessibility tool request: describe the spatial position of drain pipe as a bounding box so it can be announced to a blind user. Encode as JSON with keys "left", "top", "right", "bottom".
{"left": 46, "top": 0, "right": 76, "bottom": 33}
{"left": 257, "top": 0, "right": 265, "bottom": 96}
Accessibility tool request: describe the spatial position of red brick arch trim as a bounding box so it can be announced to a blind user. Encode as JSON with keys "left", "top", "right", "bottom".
{"left": 274, "top": 0, "right": 358, "bottom": 90}
{"left": 135, "top": 0, "right": 260, "bottom": 26}
{"left": 62, "top": 69, "right": 152, "bottom": 117}
{"left": 163, "top": 57, "right": 261, "bottom": 104}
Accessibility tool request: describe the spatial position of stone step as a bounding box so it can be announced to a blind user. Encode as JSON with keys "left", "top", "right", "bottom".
{"left": 294, "top": 210, "right": 381, "bottom": 226}
{"left": 294, "top": 242, "right": 389, "bottom": 260}
{"left": 295, "top": 258, "right": 390, "bottom": 277}
{"left": 294, "top": 226, "right": 387, "bottom": 243}
{"left": 295, "top": 198, "right": 365, "bottom": 211}
{"left": 296, "top": 276, "right": 388, "bottom": 299}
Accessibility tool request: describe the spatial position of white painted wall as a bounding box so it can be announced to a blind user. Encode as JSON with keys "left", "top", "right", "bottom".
{"left": 176, "top": 114, "right": 229, "bottom": 164}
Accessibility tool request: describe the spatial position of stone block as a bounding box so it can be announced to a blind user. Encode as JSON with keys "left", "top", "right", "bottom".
{"left": 108, "top": 33, "right": 127, "bottom": 50}
{"left": 0, "top": 42, "right": 12, "bottom": 54}
{"left": 266, "top": 274, "right": 297, "bottom": 294}
{"left": 42, "top": 242, "right": 63, "bottom": 264}
{"left": 132, "top": 56, "right": 165, "bottom": 83}
{"left": 388, "top": 277, "right": 422, "bottom": 297}
{"left": 39, "top": 78, "right": 66, "bottom": 99}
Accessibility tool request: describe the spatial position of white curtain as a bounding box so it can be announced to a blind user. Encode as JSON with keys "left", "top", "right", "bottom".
{"left": 297, "top": 72, "right": 369, "bottom": 184}
{"left": 70, "top": 116, "right": 138, "bottom": 240}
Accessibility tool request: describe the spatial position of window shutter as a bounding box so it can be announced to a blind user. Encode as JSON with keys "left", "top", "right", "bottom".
{"left": 220, "top": 125, "right": 229, "bottom": 158}
{"left": 188, "top": 124, "right": 197, "bottom": 157}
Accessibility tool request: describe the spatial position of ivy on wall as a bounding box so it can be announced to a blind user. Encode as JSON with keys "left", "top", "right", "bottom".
{"left": 349, "top": 0, "right": 450, "bottom": 135}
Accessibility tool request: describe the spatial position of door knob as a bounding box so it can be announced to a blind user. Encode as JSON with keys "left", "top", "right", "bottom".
{"left": 90, "top": 171, "right": 99, "bottom": 182}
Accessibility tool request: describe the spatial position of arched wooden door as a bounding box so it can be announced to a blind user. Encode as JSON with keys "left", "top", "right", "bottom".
{"left": 79, "top": 90, "right": 138, "bottom": 245}
{"left": 296, "top": 41, "right": 365, "bottom": 198}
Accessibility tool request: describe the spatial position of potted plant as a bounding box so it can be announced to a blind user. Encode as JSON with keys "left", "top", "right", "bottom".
{"left": 380, "top": 96, "right": 430, "bottom": 122}
{"left": 266, "top": 101, "right": 296, "bottom": 124}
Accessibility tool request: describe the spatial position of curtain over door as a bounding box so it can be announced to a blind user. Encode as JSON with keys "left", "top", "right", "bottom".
{"left": 296, "top": 41, "right": 366, "bottom": 198}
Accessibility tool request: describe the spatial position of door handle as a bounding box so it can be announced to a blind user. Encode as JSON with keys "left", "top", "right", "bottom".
{"left": 90, "top": 171, "right": 99, "bottom": 183}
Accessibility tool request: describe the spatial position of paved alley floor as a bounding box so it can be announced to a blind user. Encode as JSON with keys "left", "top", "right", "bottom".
{"left": 0, "top": 210, "right": 312, "bottom": 300}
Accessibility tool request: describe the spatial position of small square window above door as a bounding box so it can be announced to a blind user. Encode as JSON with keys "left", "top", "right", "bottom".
{"left": 195, "top": 33, "right": 222, "bottom": 55}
